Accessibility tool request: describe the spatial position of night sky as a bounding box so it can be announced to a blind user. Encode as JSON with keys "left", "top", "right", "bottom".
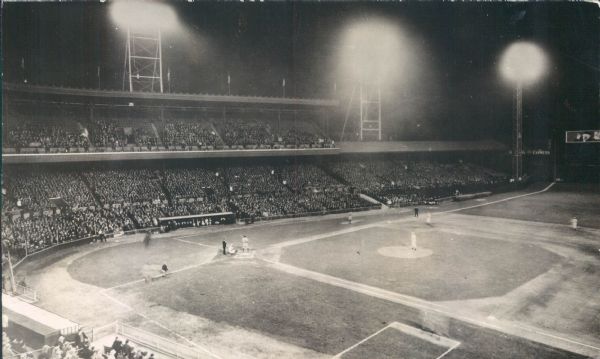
{"left": 2, "top": 1, "right": 599, "bottom": 146}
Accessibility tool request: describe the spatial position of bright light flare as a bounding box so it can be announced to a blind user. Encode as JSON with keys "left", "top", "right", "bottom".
{"left": 499, "top": 41, "right": 547, "bottom": 85}
{"left": 339, "top": 19, "right": 406, "bottom": 86}
{"left": 110, "top": 1, "right": 178, "bottom": 32}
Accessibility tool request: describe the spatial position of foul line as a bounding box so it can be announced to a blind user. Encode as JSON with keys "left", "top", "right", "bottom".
{"left": 332, "top": 321, "right": 461, "bottom": 359}
{"left": 442, "top": 182, "right": 556, "bottom": 214}
{"left": 100, "top": 290, "right": 223, "bottom": 359}
{"left": 173, "top": 237, "right": 217, "bottom": 248}
{"left": 332, "top": 323, "right": 394, "bottom": 358}
{"left": 436, "top": 342, "right": 461, "bottom": 359}
{"left": 268, "top": 222, "right": 375, "bottom": 249}
{"left": 101, "top": 257, "right": 216, "bottom": 292}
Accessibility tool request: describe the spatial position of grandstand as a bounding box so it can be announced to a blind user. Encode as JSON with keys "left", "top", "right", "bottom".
{"left": 2, "top": 2, "right": 599, "bottom": 359}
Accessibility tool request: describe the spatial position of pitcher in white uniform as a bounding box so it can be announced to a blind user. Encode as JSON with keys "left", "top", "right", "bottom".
{"left": 570, "top": 217, "right": 578, "bottom": 230}
{"left": 242, "top": 235, "right": 249, "bottom": 252}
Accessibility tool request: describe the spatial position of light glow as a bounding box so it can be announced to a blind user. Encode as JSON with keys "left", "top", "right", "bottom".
{"left": 110, "top": 1, "right": 178, "bottom": 32}
{"left": 499, "top": 41, "right": 547, "bottom": 85}
{"left": 339, "top": 19, "right": 406, "bottom": 86}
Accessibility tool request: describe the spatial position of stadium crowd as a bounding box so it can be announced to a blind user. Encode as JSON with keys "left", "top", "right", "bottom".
{"left": 2, "top": 208, "right": 134, "bottom": 258}
{"left": 1, "top": 330, "right": 158, "bottom": 359}
{"left": 87, "top": 118, "right": 128, "bottom": 149}
{"left": 331, "top": 159, "right": 508, "bottom": 206}
{"left": 3, "top": 171, "right": 96, "bottom": 212}
{"left": 161, "top": 119, "right": 223, "bottom": 148}
{"left": 3, "top": 123, "right": 89, "bottom": 150}
{"left": 2, "top": 160, "right": 506, "bottom": 257}
{"left": 280, "top": 164, "right": 342, "bottom": 191}
{"left": 163, "top": 168, "right": 228, "bottom": 199}
{"left": 217, "top": 119, "right": 275, "bottom": 147}
{"left": 4, "top": 111, "right": 334, "bottom": 151}
{"left": 82, "top": 169, "right": 166, "bottom": 204}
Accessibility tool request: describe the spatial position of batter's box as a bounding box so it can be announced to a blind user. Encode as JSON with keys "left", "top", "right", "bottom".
{"left": 334, "top": 321, "right": 460, "bottom": 359}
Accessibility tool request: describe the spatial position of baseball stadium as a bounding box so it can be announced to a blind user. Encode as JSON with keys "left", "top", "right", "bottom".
{"left": 2, "top": 2, "right": 599, "bottom": 359}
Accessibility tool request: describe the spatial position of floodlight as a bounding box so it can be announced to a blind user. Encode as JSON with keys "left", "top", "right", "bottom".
{"left": 499, "top": 41, "right": 547, "bottom": 86}
{"left": 110, "top": 1, "right": 178, "bottom": 32}
{"left": 340, "top": 20, "right": 405, "bottom": 85}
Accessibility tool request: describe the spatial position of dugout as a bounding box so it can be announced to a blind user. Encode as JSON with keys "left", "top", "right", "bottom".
{"left": 158, "top": 211, "right": 235, "bottom": 231}
{"left": 2, "top": 294, "right": 80, "bottom": 348}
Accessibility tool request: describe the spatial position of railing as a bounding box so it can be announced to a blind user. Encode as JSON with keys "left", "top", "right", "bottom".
{"left": 2, "top": 284, "right": 39, "bottom": 304}
{"left": 10, "top": 234, "right": 100, "bottom": 269}
{"left": 11, "top": 283, "right": 39, "bottom": 303}
{"left": 3, "top": 142, "right": 337, "bottom": 154}
{"left": 83, "top": 321, "right": 118, "bottom": 344}
{"left": 5, "top": 347, "right": 47, "bottom": 359}
{"left": 115, "top": 322, "right": 213, "bottom": 359}
{"left": 12, "top": 228, "right": 158, "bottom": 271}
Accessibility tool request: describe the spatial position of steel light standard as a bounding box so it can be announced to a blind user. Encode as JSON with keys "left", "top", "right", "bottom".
{"left": 499, "top": 41, "right": 548, "bottom": 180}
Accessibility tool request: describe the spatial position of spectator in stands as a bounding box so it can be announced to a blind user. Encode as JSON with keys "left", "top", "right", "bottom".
{"left": 121, "top": 340, "right": 132, "bottom": 358}
{"left": 110, "top": 337, "right": 122, "bottom": 357}
{"left": 75, "top": 329, "right": 88, "bottom": 348}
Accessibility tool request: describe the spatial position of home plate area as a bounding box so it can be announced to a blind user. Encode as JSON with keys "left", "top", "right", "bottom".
{"left": 334, "top": 321, "right": 460, "bottom": 359}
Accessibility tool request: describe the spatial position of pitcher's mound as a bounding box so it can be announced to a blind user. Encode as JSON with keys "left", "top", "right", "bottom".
{"left": 377, "top": 246, "right": 433, "bottom": 259}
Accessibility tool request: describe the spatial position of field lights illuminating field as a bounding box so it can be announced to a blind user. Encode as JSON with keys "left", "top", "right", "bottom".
{"left": 110, "top": 0, "right": 178, "bottom": 32}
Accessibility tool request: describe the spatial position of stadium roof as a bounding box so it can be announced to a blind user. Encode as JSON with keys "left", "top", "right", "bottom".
{"left": 3, "top": 83, "right": 339, "bottom": 108}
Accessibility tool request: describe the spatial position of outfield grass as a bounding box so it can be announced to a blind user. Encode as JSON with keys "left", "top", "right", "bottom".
{"left": 280, "top": 226, "right": 560, "bottom": 301}
{"left": 68, "top": 238, "right": 215, "bottom": 287}
{"left": 461, "top": 184, "right": 600, "bottom": 229}
{"left": 114, "top": 260, "right": 585, "bottom": 358}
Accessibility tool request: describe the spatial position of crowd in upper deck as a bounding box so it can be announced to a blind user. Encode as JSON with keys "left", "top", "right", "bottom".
{"left": 3, "top": 106, "right": 334, "bottom": 152}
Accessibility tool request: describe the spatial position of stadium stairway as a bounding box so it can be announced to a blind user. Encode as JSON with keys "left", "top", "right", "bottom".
{"left": 156, "top": 172, "right": 174, "bottom": 205}
{"left": 79, "top": 173, "right": 104, "bottom": 207}
{"left": 208, "top": 123, "right": 225, "bottom": 145}
{"left": 150, "top": 123, "right": 162, "bottom": 145}
{"left": 318, "top": 163, "right": 350, "bottom": 186}
{"left": 359, "top": 193, "right": 389, "bottom": 209}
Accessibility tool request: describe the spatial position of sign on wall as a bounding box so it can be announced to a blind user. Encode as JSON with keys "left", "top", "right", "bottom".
{"left": 565, "top": 130, "right": 600, "bottom": 143}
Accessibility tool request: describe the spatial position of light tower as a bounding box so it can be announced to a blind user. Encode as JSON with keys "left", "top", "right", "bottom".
{"left": 339, "top": 20, "right": 403, "bottom": 141}
{"left": 358, "top": 79, "right": 382, "bottom": 141}
{"left": 499, "top": 41, "right": 548, "bottom": 180}
{"left": 111, "top": 1, "right": 178, "bottom": 93}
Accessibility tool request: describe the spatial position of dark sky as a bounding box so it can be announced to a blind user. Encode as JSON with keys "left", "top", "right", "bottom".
{"left": 2, "top": 1, "right": 599, "bottom": 145}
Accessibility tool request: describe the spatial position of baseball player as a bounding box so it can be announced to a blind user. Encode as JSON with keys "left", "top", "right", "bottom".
{"left": 242, "top": 235, "right": 249, "bottom": 253}
{"left": 411, "top": 231, "right": 417, "bottom": 251}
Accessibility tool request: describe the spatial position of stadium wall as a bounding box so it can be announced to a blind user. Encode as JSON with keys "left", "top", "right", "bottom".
{"left": 2, "top": 148, "right": 340, "bottom": 164}
{"left": 2, "top": 141, "right": 509, "bottom": 164}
